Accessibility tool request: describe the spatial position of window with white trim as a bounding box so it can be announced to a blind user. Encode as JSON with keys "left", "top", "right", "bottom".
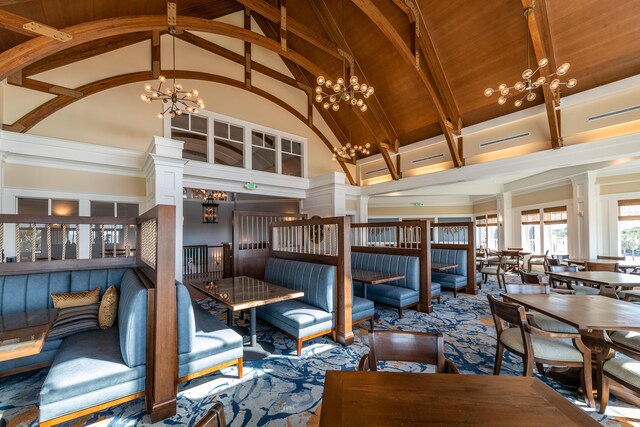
{"left": 251, "top": 131, "right": 277, "bottom": 173}
{"left": 214, "top": 120, "right": 244, "bottom": 168}
{"left": 171, "top": 114, "right": 208, "bottom": 162}
{"left": 281, "top": 138, "right": 303, "bottom": 177}
{"left": 475, "top": 214, "right": 498, "bottom": 250}
{"left": 520, "top": 206, "right": 568, "bottom": 255}
{"left": 618, "top": 199, "right": 640, "bottom": 260}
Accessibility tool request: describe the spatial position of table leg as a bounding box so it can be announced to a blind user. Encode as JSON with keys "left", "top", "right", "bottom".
{"left": 227, "top": 308, "right": 233, "bottom": 328}
{"left": 243, "top": 307, "right": 275, "bottom": 361}
{"left": 226, "top": 308, "right": 250, "bottom": 344}
{"left": 363, "top": 283, "right": 368, "bottom": 299}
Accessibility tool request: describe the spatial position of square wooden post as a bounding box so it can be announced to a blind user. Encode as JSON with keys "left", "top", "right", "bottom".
{"left": 336, "top": 216, "right": 353, "bottom": 345}
{"left": 417, "top": 220, "right": 433, "bottom": 313}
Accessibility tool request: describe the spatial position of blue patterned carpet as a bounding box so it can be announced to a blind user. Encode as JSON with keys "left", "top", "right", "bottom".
{"left": 1, "top": 277, "right": 639, "bottom": 426}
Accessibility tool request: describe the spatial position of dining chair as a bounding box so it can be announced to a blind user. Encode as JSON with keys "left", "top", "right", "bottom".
{"left": 527, "top": 250, "right": 549, "bottom": 272}
{"left": 480, "top": 255, "right": 506, "bottom": 288}
{"left": 551, "top": 254, "right": 570, "bottom": 262}
{"left": 547, "top": 265, "right": 580, "bottom": 290}
{"left": 503, "top": 284, "right": 577, "bottom": 333}
{"left": 357, "top": 330, "right": 459, "bottom": 374}
{"left": 194, "top": 403, "right": 226, "bottom": 427}
{"left": 545, "top": 257, "right": 561, "bottom": 269}
{"left": 519, "top": 271, "right": 544, "bottom": 285}
{"left": 487, "top": 295, "right": 594, "bottom": 407}
{"left": 501, "top": 250, "right": 523, "bottom": 273}
{"left": 597, "top": 255, "right": 625, "bottom": 261}
{"left": 597, "top": 331, "right": 640, "bottom": 414}
{"left": 585, "top": 261, "right": 619, "bottom": 272}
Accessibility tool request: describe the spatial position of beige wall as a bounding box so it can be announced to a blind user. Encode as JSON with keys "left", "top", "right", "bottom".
{"left": 2, "top": 13, "right": 343, "bottom": 179}
{"left": 3, "top": 164, "right": 146, "bottom": 196}
{"left": 600, "top": 182, "right": 640, "bottom": 195}
{"left": 345, "top": 198, "right": 358, "bottom": 212}
{"left": 472, "top": 199, "right": 497, "bottom": 213}
{"left": 512, "top": 184, "right": 573, "bottom": 208}
{"left": 369, "top": 205, "right": 473, "bottom": 217}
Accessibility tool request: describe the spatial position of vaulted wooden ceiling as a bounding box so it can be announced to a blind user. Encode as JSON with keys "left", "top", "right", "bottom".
{"left": 1, "top": 0, "right": 639, "bottom": 183}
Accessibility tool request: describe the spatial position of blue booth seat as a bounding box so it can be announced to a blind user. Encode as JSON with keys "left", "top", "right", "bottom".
{"left": 351, "top": 252, "right": 441, "bottom": 319}
{"left": 431, "top": 249, "right": 482, "bottom": 297}
{"left": 352, "top": 295, "right": 374, "bottom": 330}
{"left": 258, "top": 258, "right": 336, "bottom": 356}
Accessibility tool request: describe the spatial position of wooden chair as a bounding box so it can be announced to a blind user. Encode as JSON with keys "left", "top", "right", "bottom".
{"left": 358, "top": 330, "right": 459, "bottom": 374}
{"left": 503, "top": 284, "right": 576, "bottom": 333}
{"left": 487, "top": 295, "right": 594, "bottom": 407}
{"left": 501, "top": 250, "right": 524, "bottom": 273}
{"left": 194, "top": 403, "right": 226, "bottom": 427}
{"left": 480, "top": 255, "right": 506, "bottom": 288}
{"left": 527, "top": 250, "right": 549, "bottom": 272}
{"left": 585, "top": 261, "right": 619, "bottom": 272}
{"left": 597, "top": 331, "right": 640, "bottom": 414}
{"left": 597, "top": 255, "right": 625, "bottom": 261}
{"left": 520, "top": 270, "right": 550, "bottom": 286}
{"left": 545, "top": 258, "right": 561, "bottom": 269}
{"left": 547, "top": 265, "right": 579, "bottom": 290}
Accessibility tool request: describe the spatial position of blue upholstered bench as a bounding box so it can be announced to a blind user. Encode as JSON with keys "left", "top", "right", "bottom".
{"left": 257, "top": 258, "right": 336, "bottom": 356}
{"left": 176, "top": 283, "right": 243, "bottom": 381}
{"left": 431, "top": 249, "right": 482, "bottom": 297}
{"left": 351, "top": 252, "right": 442, "bottom": 319}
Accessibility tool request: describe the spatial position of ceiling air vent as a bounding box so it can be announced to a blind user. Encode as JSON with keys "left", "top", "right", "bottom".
{"left": 411, "top": 153, "right": 444, "bottom": 164}
{"left": 365, "top": 167, "right": 388, "bottom": 175}
{"left": 587, "top": 105, "right": 640, "bottom": 122}
{"left": 479, "top": 132, "right": 530, "bottom": 148}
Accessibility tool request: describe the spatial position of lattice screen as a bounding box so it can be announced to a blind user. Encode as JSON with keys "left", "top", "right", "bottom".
{"left": 140, "top": 219, "right": 157, "bottom": 269}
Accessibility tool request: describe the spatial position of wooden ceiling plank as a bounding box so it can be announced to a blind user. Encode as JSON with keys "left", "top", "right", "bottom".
{"left": 522, "top": 0, "right": 562, "bottom": 149}
{"left": 22, "top": 33, "right": 152, "bottom": 78}
{"left": 234, "top": 0, "right": 341, "bottom": 60}
{"left": 0, "top": 9, "right": 38, "bottom": 37}
{"left": 310, "top": 0, "right": 400, "bottom": 153}
{"left": 351, "top": 0, "right": 463, "bottom": 168}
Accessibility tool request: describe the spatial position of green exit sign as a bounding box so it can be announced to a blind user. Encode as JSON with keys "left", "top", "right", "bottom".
{"left": 414, "top": 202, "right": 424, "bottom": 207}
{"left": 245, "top": 182, "right": 258, "bottom": 190}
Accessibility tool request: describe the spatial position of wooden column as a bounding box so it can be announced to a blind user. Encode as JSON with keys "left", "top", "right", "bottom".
{"left": 336, "top": 216, "right": 354, "bottom": 345}
{"left": 417, "top": 220, "right": 433, "bottom": 313}
{"left": 140, "top": 205, "right": 178, "bottom": 422}
{"left": 466, "top": 222, "right": 477, "bottom": 295}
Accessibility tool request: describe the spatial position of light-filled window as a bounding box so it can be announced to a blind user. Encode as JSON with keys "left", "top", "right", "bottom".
{"left": 214, "top": 120, "right": 244, "bottom": 168}
{"left": 521, "top": 209, "right": 541, "bottom": 253}
{"left": 618, "top": 199, "right": 640, "bottom": 260}
{"left": 171, "top": 113, "right": 208, "bottom": 162}
{"left": 281, "top": 138, "right": 303, "bottom": 177}
{"left": 252, "top": 131, "right": 277, "bottom": 173}
{"left": 475, "top": 214, "right": 498, "bottom": 250}
{"left": 543, "top": 206, "right": 568, "bottom": 255}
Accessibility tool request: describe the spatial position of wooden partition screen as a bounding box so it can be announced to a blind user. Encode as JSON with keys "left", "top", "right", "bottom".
{"left": 351, "top": 220, "right": 433, "bottom": 313}
{"left": 431, "top": 222, "right": 477, "bottom": 295}
{"left": 0, "top": 205, "right": 178, "bottom": 422}
{"left": 232, "top": 211, "right": 306, "bottom": 280}
{"left": 269, "top": 216, "right": 353, "bottom": 346}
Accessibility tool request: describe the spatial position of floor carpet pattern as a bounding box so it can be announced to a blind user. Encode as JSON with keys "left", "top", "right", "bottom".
{"left": 1, "top": 277, "right": 639, "bottom": 426}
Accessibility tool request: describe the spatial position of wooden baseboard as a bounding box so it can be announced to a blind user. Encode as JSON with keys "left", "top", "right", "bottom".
{"left": 39, "top": 391, "right": 145, "bottom": 427}
{"left": 0, "top": 361, "right": 51, "bottom": 378}
{"left": 149, "top": 398, "right": 177, "bottom": 424}
{"left": 178, "top": 358, "right": 243, "bottom": 383}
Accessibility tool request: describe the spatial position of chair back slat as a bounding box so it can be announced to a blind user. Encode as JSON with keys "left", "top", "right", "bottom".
{"left": 488, "top": 294, "right": 527, "bottom": 327}
{"left": 366, "top": 330, "right": 447, "bottom": 373}
{"left": 505, "top": 283, "right": 550, "bottom": 295}
{"left": 520, "top": 271, "right": 543, "bottom": 285}
{"left": 548, "top": 265, "right": 579, "bottom": 273}
{"left": 585, "top": 261, "right": 619, "bottom": 272}
{"left": 546, "top": 258, "right": 561, "bottom": 267}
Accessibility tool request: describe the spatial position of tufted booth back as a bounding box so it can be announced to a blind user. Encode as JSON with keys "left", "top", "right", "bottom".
{"left": 176, "top": 282, "right": 196, "bottom": 355}
{"left": 431, "top": 249, "right": 467, "bottom": 276}
{"left": 351, "top": 253, "right": 420, "bottom": 291}
{"left": 264, "top": 258, "right": 336, "bottom": 314}
{"left": 118, "top": 269, "right": 148, "bottom": 368}
{"left": 0, "top": 268, "right": 129, "bottom": 316}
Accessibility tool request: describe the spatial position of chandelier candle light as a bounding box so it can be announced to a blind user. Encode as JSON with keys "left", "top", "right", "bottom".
{"left": 314, "top": 75, "right": 374, "bottom": 112}
{"left": 141, "top": 30, "right": 205, "bottom": 118}
{"left": 332, "top": 142, "right": 371, "bottom": 161}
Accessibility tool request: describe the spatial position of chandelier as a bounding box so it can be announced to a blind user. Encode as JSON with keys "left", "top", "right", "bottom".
{"left": 141, "top": 29, "right": 205, "bottom": 119}
{"left": 332, "top": 142, "right": 371, "bottom": 161}
{"left": 484, "top": 2, "right": 576, "bottom": 108}
{"left": 314, "top": 75, "right": 374, "bottom": 112}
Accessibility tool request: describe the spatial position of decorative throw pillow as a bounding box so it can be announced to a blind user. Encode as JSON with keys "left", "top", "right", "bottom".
{"left": 48, "top": 303, "right": 100, "bottom": 340}
{"left": 51, "top": 287, "right": 100, "bottom": 309}
{"left": 99, "top": 285, "right": 118, "bottom": 329}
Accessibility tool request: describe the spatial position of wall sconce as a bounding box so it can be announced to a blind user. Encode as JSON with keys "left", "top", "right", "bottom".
{"left": 202, "top": 193, "right": 219, "bottom": 224}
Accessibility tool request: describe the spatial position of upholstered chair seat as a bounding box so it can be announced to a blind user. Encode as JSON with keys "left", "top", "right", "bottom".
{"left": 610, "top": 331, "right": 640, "bottom": 352}
{"left": 530, "top": 313, "right": 579, "bottom": 334}
{"left": 573, "top": 286, "right": 600, "bottom": 295}
{"left": 603, "top": 356, "right": 640, "bottom": 390}
{"left": 499, "top": 328, "right": 584, "bottom": 362}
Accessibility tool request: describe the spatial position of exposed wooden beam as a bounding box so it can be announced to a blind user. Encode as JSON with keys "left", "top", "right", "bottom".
{"left": 0, "top": 9, "right": 37, "bottom": 37}
{"left": 234, "top": 0, "right": 341, "bottom": 60}
{"left": 252, "top": 13, "right": 356, "bottom": 185}
{"left": 151, "top": 31, "right": 161, "bottom": 78}
{"left": 244, "top": 8, "right": 251, "bottom": 89}
{"left": 522, "top": 0, "right": 562, "bottom": 149}
{"left": 310, "top": 0, "right": 399, "bottom": 151}
{"left": 379, "top": 144, "right": 401, "bottom": 180}
{"left": 0, "top": 15, "right": 333, "bottom": 84}
{"left": 279, "top": 0, "right": 287, "bottom": 51}
{"left": 351, "top": 0, "right": 464, "bottom": 168}
{"left": 8, "top": 76, "right": 83, "bottom": 98}
{"left": 175, "top": 31, "right": 306, "bottom": 91}
{"left": 0, "top": 0, "right": 38, "bottom": 5}
{"left": 22, "top": 33, "right": 152, "bottom": 78}
{"left": 390, "top": 0, "right": 413, "bottom": 19}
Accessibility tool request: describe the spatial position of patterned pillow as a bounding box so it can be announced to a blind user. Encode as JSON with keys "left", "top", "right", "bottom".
{"left": 48, "top": 303, "right": 100, "bottom": 340}
{"left": 51, "top": 287, "right": 100, "bottom": 309}
{"left": 99, "top": 285, "right": 118, "bottom": 329}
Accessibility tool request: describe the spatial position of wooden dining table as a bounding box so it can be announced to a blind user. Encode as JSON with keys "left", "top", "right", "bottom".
{"left": 547, "top": 271, "right": 640, "bottom": 289}
{"left": 352, "top": 270, "right": 405, "bottom": 299}
{"left": 0, "top": 308, "right": 59, "bottom": 362}
{"left": 319, "top": 371, "right": 599, "bottom": 426}
{"left": 566, "top": 258, "right": 640, "bottom": 273}
{"left": 190, "top": 276, "right": 304, "bottom": 361}
{"left": 431, "top": 262, "right": 458, "bottom": 271}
